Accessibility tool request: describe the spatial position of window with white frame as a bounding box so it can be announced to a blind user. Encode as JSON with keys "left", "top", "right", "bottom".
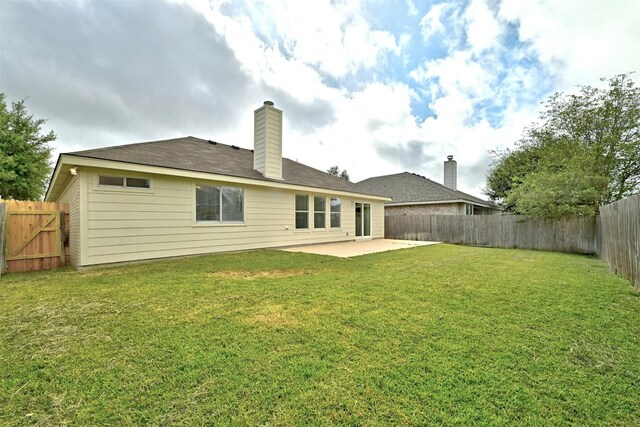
{"left": 295, "top": 194, "right": 309, "bottom": 229}
{"left": 314, "top": 196, "right": 326, "bottom": 229}
{"left": 330, "top": 197, "right": 341, "bottom": 228}
{"left": 465, "top": 203, "right": 474, "bottom": 216}
{"left": 221, "top": 187, "right": 244, "bottom": 221}
{"left": 196, "top": 184, "right": 244, "bottom": 223}
{"left": 99, "top": 175, "right": 150, "bottom": 189}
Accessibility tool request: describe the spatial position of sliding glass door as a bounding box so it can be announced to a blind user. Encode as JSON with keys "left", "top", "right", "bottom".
{"left": 355, "top": 203, "right": 371, "bottom": 238}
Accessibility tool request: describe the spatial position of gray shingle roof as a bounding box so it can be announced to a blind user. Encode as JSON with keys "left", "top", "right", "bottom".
{"left": 66, "top": 136, "right": 377, "bottom": 195}
{"left": 354, "top": 172, "right": 498, "bottom": 207}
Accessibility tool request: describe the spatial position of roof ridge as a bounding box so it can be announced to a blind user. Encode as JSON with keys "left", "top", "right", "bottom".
{"left": 356, "top": 171, "right": 408, "bottom": 184}
{"left": 405, "top": 170, "right": 490, "bottom": 202}
{"left": 281, "top": 157, "right": 357, "bottom": 184}
{"left": 357, "top": 170, "right": 496, "bottom": 206}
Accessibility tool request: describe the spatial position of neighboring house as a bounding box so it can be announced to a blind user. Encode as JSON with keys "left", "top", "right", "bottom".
{"left": 354, "top": 157, "right": 501, "bottom": 216}
{"left": 45, "top": 101, "right": 389, "bottom": 269}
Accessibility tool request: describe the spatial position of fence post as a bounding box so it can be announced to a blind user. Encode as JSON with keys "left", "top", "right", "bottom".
{"left": 59, "top": 210, "right": 66, "bottom": 267}
{"left": 0, "top": 203, "right": 6, "bottom": 276}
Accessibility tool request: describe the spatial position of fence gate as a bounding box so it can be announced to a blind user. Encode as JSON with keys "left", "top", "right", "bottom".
{"left": 2, "top": 200, "right": 69, "bottom": 273}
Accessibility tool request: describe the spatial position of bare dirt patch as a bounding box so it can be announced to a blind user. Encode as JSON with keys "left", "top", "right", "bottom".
{"left": 206, "top": 269, "right": 311, "bottom": 280}
{"left": 247, "top": 304, "right": 300, "bottom": 327}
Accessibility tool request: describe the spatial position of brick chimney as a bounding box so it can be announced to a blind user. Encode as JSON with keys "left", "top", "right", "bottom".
{"left": 444, "top": 155, "right": 457, "bottom": 190}
{"left": 253, "top": 101, "right": 283, "bottom": 180}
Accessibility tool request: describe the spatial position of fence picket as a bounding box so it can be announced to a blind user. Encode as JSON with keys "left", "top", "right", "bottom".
{"left": 0, "top": 203, "right": 6, "bottom": 276}
{"left": 599, "top": 194, "right": 639, "bottom": 290}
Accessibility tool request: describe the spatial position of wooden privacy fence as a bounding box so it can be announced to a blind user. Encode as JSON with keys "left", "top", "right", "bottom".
{"left": 385, "top": 214, "right": 601, "bottom": 254}
{"left": 599, "top": 194, "right": 640, "bottom": 290}
{"left": 385, "top": 194, "right": 640, "bottom": 290}
{"left": 1, "top": 200, "right": 69, "bottom": 273}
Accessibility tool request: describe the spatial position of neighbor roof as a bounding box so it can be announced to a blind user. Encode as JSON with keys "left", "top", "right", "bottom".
{"left": 354, "top": 172, "right": 499, "bottom": 208}
{"left": 60, "top": 136, "right": 377, "bottom": 195}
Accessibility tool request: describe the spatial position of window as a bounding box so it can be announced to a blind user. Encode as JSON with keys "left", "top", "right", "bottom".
{"left": 330, "top": 197, "right": 341, "bottom": 228}
{"left": 465, "top": 203, "right": 474, "bottom": 216}
{"left": 126, "top": 177, "right": 150, "bottom": 188}
{"left": 99, "top": 175, "right": 150, "bottom": 189}
{"left": 221, "top": 187, "right": 244, "bottom": 222}
{"left": 196, "top": 184, "right": 244, "bottom": 223}
{"left": 314, "top": 196, "right": 326, "bottom": 229}
{"left": 99, "top": 176, "right": 124, "bottom": 186}
{"left": 196, "top": 186, "right": 220, "bottom": 221}
{"left": 295, "top": 194, "right": 309, "bottom": 229}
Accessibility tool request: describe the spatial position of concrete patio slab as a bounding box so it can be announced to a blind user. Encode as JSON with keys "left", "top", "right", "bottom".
{"left": 280, "top": 239, "right": 440, "bottom": 258}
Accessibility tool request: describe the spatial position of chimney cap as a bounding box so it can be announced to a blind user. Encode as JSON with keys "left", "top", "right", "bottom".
{"left": 263, "top": 100, "right": 274, "bottom": 106}
{"left": 447, "top": 155, "right": 454, "bottom": 161}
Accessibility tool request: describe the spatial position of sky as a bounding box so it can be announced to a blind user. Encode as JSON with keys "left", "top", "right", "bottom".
{"left": 1, "top": 0, "right": 639, "bottom": 198}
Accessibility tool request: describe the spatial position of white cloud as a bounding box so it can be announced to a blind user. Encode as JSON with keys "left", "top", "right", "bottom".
{"left": 211, "top": 0, "right": 399, "bottom": 78}
{"left": 6, "top": 0, "right": 640, "bottom": 200}
{"left": 170, "top": 0, "right": 565, "bottom": 195}
{"left": 406, "top": 0, "right": 419, "bottom": 17}
{"left": 286, "top": 82, "right": 419, "bottom": 181}
{"left": 464, "top": 0, "right": 502, "bottom": 53}
{"left": 419, "top": 3, "right": 455, "bottom": 41}
{"left": 411, "top": 49, "right": 497, "bottom": 126}
{"left": 499, "top": 0, "right": 640, "bottom": 88}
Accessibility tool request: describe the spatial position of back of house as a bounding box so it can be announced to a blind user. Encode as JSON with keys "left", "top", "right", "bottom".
{"left": 46, "top": 102, "right": 389, "bottom": 269}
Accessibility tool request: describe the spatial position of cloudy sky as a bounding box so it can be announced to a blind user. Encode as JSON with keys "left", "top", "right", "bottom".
{"left": 2, "top": 0, "right": 639, "bottom": 197}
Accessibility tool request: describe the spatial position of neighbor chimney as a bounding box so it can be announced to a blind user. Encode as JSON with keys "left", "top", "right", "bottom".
{"left": 444, "top": 155, "right": 457, "bottom": 190}
{"left": 254, "top": 101, "right": 283, "bottom": 180}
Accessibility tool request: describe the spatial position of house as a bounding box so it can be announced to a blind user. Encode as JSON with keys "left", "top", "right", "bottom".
{"left": 354, "top": 156, "right": 501, "bottom": 216}
{"left": 45, "top": 101, "right": 389, "bottom": 269}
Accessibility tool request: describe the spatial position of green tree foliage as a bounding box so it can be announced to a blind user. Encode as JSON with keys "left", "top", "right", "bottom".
{"left": 485, "top": 145, "right": 543, "bottom": 212}
{"left": 0, "top": 94, "right": 55, "bottom": 200}
{"left": 327, "top": 165, "right": 350, "bottom": 181}
{"left": 485, "top": 73, "right": 639, "bottom": 217}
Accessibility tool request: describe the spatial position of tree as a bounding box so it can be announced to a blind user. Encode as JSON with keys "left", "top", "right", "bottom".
{"left": 0, "top": 94, "right": 55, "bottom": 200}
{"left": 485, "top": 145, "right": 543, "bottom": 212}
{"left": 327, "top": 165, "right": 350, "bottom": 181}
{"left": 485, "top": 73, "right": 639, "bottom": 217}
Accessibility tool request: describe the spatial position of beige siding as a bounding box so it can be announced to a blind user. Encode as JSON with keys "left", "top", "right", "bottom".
{"left": 81, "top": 168, "right": 385, "bottom": 266}
{"left": 254, "top": 105, "right": 282, "bottom": 180}
{"left": 371, "top": 201, "right": 385, "bottom": 238}
{"left": 264, "top": 108, "right": 282, "bottom": 179}
{"left": 254, "top": 114, "right": 266, "bottom": 165}
{"left": 57, "top": 175, "right": 81, "bottom": 268}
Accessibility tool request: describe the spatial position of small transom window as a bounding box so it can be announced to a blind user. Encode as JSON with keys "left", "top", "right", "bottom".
{"left": 99, "top": 175, "right": 150, "bottom": 189}
{"left": 99, "top": 176, "right": 124, "bottom": 186}
{"left": 126, "top": 177, "right": 150, "bottom": 188}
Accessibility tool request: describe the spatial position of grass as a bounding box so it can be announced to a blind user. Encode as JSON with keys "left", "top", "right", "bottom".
{"left": 1, "top": 244, "right": 639, "bottom": 426}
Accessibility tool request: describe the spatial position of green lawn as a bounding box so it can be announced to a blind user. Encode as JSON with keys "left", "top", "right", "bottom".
{"left": 1, "top": 245, "right": 639, "bottom": 426}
